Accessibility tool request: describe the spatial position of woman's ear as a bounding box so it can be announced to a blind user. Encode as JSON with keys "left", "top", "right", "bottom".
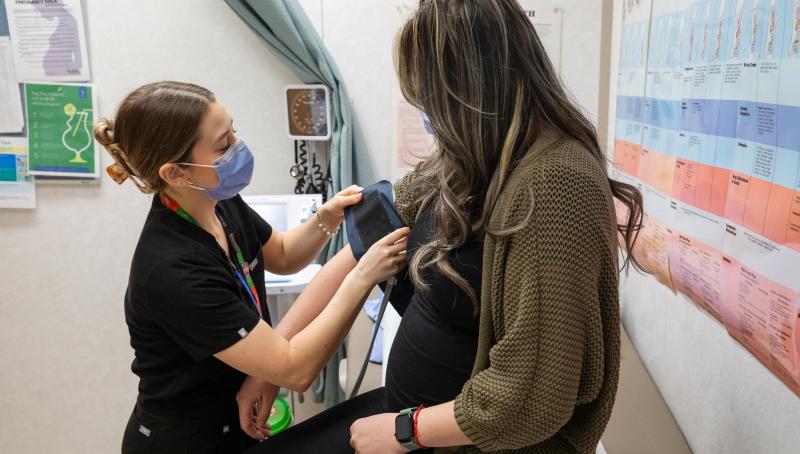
{"left": 159, "top": 162, "right": 190, "bottom": 188}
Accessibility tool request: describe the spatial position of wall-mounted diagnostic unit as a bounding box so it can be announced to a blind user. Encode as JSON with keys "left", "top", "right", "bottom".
{"left": 285, "top": 84, "right": 331, "bottom": 141}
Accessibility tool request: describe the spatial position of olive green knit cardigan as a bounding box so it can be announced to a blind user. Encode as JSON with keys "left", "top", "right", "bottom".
{"left": 393, "top": 130, "right": 620, "bottom": 454}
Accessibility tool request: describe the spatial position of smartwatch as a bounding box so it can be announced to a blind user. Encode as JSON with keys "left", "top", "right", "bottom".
{"left": 394, "top": 407, "right": 422, "bottom": 451}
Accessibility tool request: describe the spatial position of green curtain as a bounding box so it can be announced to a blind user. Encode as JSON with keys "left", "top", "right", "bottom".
{"left": 225, "top": 0, "right": 372, "bottom": 407}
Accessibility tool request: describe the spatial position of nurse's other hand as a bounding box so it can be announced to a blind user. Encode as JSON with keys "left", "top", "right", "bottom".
{"left": 317, "top": 185, "right": 363, "bottom": 231}
{"left": 350, "top": 413, "right": 409, "bottom": 454}
{"left": 236, "top": 376, "right": 278, "bottom": 440}
{"left": 353, "top": 227, "right": 409, "bottom": 286}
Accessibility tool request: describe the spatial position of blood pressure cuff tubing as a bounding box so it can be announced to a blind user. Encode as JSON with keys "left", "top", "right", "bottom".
{"left": 344, "top": 180, "right": 405, "bottom": 261}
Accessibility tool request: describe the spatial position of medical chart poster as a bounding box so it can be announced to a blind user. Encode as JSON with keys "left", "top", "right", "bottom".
{"left": 517, "top": 0, "right": 563, "bottom": 71}
{"left": 613, "top": 0, "right": 800, "bottom": 396}
{"left": 720, "top": 222, "right": 800, "bottom": 395}
{"left": 0, "top": 135, "right": 34, "bottom": 209}
{"left": 26, "top": 82, "right": 98, "bottom": 178}
{"left": 614, "top": 0, "right": 653, "bottom": 177}
{"left": 0, "top": 1, "right": 24, "bottom": 134}
{"left": 3, "top": 0, "right": 91, "bottom": 82}
{"left": 613, "top": 168, "right": 677, "bottom": 289}
{"left": 0, "top": 36, "right": 24, "bottom": 134}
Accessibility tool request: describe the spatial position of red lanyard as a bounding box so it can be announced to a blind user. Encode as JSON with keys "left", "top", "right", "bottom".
{"left": 160, "top": 193, "right": 264, "bottom": 320}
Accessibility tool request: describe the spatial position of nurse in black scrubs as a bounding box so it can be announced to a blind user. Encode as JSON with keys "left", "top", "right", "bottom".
{"left": 96, "top": 81, "right": 409, "bottom": 454}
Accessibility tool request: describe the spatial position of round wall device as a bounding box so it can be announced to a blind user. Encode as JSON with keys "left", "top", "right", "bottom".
{"left": 285, "top": 84, "right": 332, "bottom": 141}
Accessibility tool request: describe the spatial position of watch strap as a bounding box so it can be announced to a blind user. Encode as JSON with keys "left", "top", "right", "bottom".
{"left": 396, "top": 407, "right": 422, "bottom": 451}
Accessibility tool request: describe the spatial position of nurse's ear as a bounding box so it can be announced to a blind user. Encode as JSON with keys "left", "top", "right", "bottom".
{"left": 158, "top": 162, "right": 192, "bottom": 189}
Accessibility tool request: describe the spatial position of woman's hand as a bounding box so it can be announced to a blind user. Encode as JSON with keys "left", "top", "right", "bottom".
{"left": 352, "top": 227, "right": 409, "bottom": 287}
{"left": 317, "top": 185, "right": 364, "bottom": 233}
{"left": 236, "top": 376, "right": 279, "bottom": 440}
{"left": 350, "top": 413, "right": 409, "bottom": 454}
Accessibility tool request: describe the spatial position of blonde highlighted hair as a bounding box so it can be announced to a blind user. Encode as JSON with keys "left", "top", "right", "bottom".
{"left": 395, "top": 0, "right": 643, "bottom": 308}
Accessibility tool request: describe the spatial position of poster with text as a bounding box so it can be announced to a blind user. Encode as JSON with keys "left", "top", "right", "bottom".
{"left": 614, "top": 0, "right": 800, "bottom": 395}
{"left": 0, "top": 135, "right": 34, "bottom": 208}
{"left": 3, "top": 0, "right": 90, "bottom": 82}
{"left": 26, "top": 82, "right": 97, "bottom": 178}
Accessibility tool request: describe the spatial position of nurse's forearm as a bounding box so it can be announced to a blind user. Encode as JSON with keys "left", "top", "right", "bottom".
{"left": 218, "top": 228, "right": 406, "bottom": 391}
{"left": 214, "top": 272, "right": 375, "bottom": 391}
{"left": 282, "top": 272, "right": 372, "bottom": 390}
{"left": 218, "top": 272, "right": 371, "bottom": 392}
{"left": 274, "top": 245, "right": 356, "bottom": 340}
{"left": 277, "top": 211, "right": 337, "bottom": 273}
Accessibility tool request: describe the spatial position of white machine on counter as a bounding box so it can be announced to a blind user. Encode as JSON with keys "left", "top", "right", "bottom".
{"left": 242, "top": 194, "right": 323, "bottom": 322}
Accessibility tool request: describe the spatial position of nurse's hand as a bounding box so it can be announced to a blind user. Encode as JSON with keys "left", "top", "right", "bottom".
{"left": 316, "top": 185, "right": 364, "bottom": 232}
{"left": 236, "top": 376, "right": 278, "bottom": 440}
{"left": 352, "top": 227, "right": 409, "bottom": 286}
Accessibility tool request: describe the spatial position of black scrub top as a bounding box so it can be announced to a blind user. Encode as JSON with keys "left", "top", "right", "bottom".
{"left": 124, "top": 194, "right": 272, "bottom": 416}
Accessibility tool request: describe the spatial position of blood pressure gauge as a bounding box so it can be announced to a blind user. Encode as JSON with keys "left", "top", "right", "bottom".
{"left": 285, "top": 84, "right": 332, "bottom": 141}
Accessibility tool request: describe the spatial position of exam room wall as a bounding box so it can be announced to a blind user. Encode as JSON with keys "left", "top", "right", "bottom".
{"left": 0, "top": 1, "right": 606, "bottom": 453}
{"left": 604, "top": 1, "right": 800, "bottom": 453}
{"left": 0, "top": 1, "right": 301, "bottom": 453}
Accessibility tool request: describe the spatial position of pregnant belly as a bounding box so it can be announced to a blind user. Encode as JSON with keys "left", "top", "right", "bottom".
{"left": 384, "top": 302, "right": 478, "bottom": 409}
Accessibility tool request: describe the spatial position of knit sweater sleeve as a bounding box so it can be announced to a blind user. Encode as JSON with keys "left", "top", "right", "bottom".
{"left": 453, "top": 153, "right": 610, "bottom": 451}
{"left": 393, "top": 163, "right": 426, "bottom": 228}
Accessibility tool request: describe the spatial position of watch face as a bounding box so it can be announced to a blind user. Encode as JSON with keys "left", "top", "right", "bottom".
{"left": 394, "top": 413, "right": 414, "bottom": 442}
{"left": 287, "top": 87, "right": 329, "bottom": 137}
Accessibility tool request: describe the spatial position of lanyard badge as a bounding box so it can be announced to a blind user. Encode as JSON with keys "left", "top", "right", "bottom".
{"left": 160, "top": 193, "right": 265, "bottom": 320}
{"left": 223, "top": 222, "right": 264, "bottom": 321}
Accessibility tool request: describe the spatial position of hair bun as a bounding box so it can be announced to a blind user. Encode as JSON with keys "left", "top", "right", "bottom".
{"left": 93, "top": 117, "right": 115, "bottom": 146}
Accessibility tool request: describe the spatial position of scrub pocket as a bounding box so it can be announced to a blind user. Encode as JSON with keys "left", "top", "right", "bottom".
{"left": 121, "top": 407, "right": 216, "bottom": 454}
{"left": 121, "top": 410, "right": 154, "bottom": 454}
{"left": 183, "top": 420, "right": 256, "bottom": 454}
{"left": 122, "top": 405, "right": 256, "bottom": 454}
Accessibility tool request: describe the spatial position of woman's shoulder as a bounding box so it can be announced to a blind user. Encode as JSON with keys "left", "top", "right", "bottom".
{"left": 512, "top": 130, "right": 608, "bottom": 192}
{"left": 491, "top": 131, "right": 613, "bottom": 231}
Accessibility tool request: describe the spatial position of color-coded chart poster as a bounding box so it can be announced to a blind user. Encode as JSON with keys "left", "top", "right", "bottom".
{"left": 614, "top": 0, "right": 653, "bottom": 176}
{"left": 721, "top": 220, "right": 800, "bottom": 394}
{"left": 614, "top": 170, "right": 677, "bottom": 289}
{"left": 614, "top": 0, "right": 800, "bottom": 395}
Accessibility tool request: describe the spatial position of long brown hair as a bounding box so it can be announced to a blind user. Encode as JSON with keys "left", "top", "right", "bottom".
{"left": 94, "top": 81, "right": 215, "bottom": 193}
{"left": 395, "top": 0, "right": 643, "bottom": 306}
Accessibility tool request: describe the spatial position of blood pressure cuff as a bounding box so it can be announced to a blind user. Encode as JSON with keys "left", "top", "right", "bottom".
{"left": 344, "top": 180, "right": 405, "bottom": 261}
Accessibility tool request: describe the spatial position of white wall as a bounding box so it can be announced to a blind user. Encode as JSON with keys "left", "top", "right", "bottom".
{"left": 606, "top": 1, "right": 800, "bottom": 453}
{"left": 0, "top": 1, "right": 300, "bottom": 452}
{"left": 0, "top": 1, "right": 606, "bottom": 453}
{"left": 315, "top": 0, "right": 606, "bottom": 184}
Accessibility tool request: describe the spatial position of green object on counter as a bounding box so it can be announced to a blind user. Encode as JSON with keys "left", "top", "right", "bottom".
{"left": 267, "top": 398, "right": 292, "bottom": 435}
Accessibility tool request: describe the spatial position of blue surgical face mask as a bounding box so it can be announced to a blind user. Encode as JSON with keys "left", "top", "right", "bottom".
{"left": 180, "top": 138, "right": 254, "bottom": 201}
{"left": 420, "top": 111, "right": 434, "bottom": 134}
